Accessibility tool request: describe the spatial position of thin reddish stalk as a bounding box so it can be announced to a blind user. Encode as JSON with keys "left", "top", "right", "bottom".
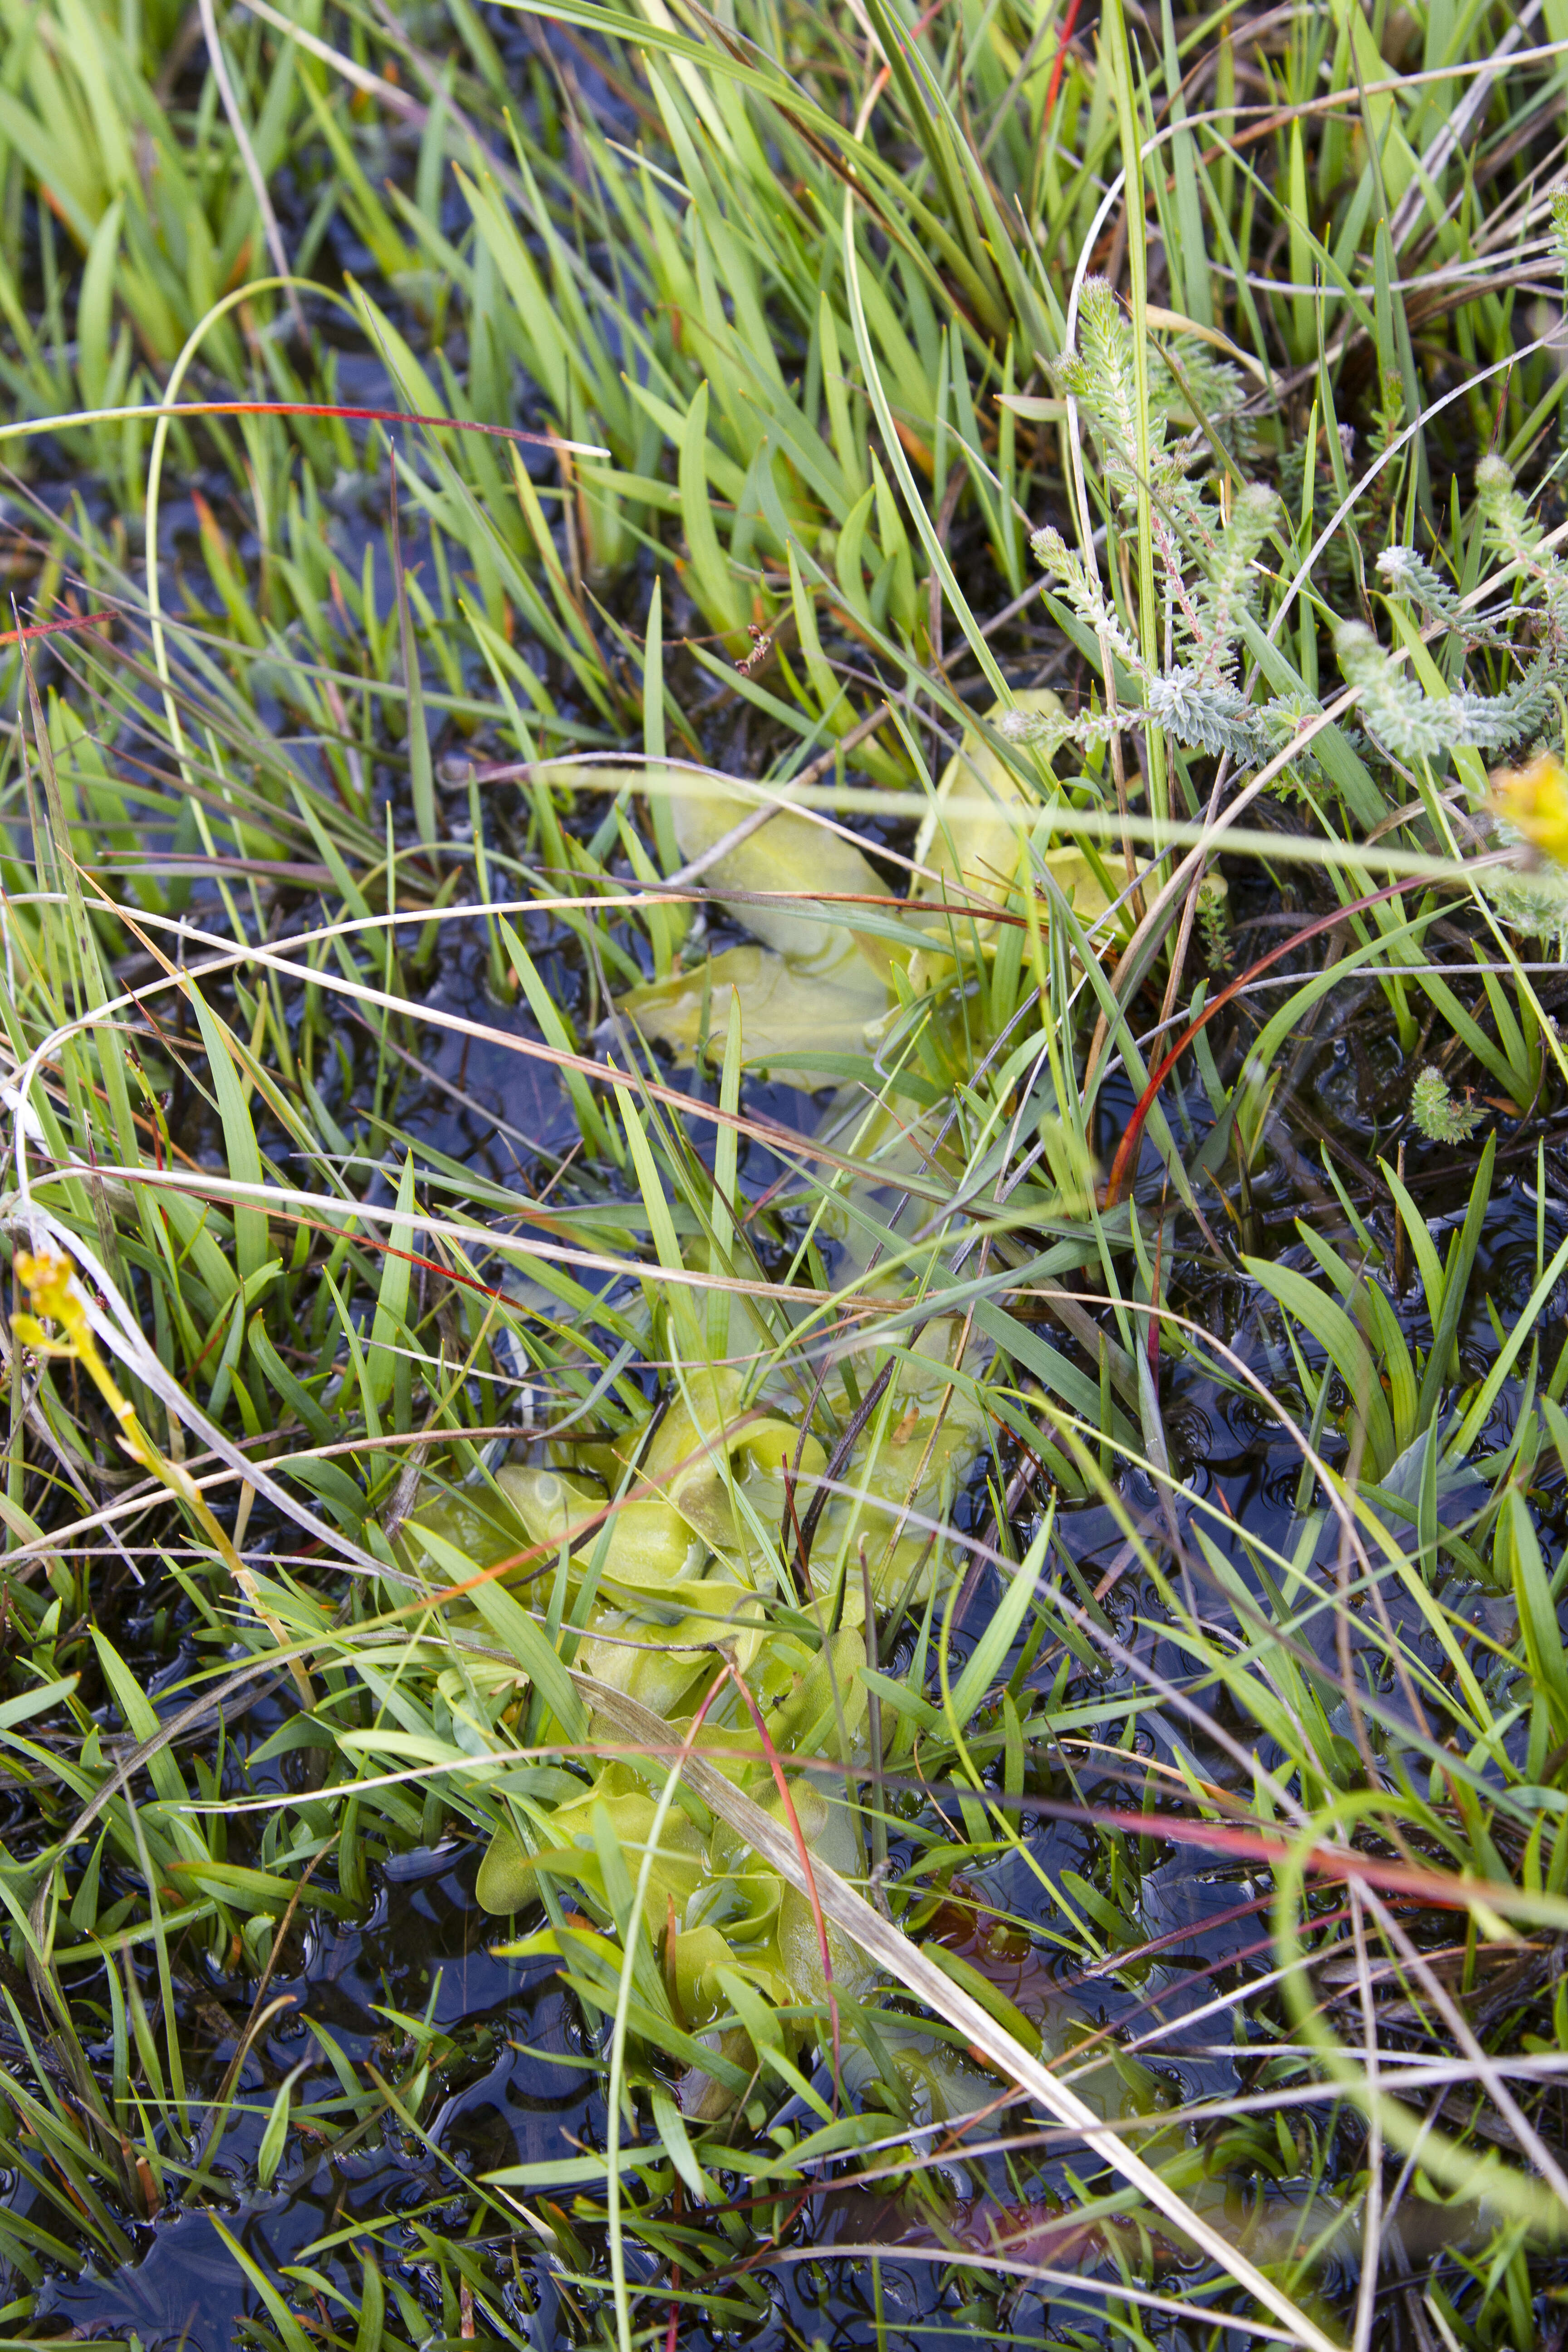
{"left": 719, "top": 1658, "right": 843, "bottom": 2103}
{"left": 1044, "top": 0, "right": 1083, "bottom": 119}
{"left": 1103, "top": 869, "right": 1439, "bottom": 1209}
{"left": 957, "top": 1791, "right": 1531, "bottom": 1917}
{"left": 0, "top": 610, "right": 113, "bottom": 647}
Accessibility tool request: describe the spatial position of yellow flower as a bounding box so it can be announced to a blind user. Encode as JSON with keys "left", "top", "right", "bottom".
{"left": 13, "top": 1246, "right": 83, "bottom": 1335}
{"left": 1491, "top": 753, "right": 1568, "bottom": 867}
{"left": 13, "top": 1243, "right": 314, "bottom": 1699}
{"left": 14, "top": 1245, "right": 139, "bottom": 1448}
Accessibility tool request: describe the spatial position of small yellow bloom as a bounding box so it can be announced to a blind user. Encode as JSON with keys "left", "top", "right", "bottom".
{"left": 13, "top": 1247, "right": 83, "bottom": 1332}
{"left": 13, "top": 1242, "right": 313, "bottom": 1698}
{"left": 14, "top": 1245, "right": 138, "bottom": 1441}
{"left": 1491, "top": 753, "right": 1568, "bottom": 867}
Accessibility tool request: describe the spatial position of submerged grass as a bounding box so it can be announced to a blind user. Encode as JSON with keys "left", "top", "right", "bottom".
{"left": 4, "top": 0, "right": 1568, "bottom": 2345}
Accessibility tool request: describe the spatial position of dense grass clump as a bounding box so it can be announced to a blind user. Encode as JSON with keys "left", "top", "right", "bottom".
{"left": 4, "top": 2, "right": 1568, "bottom": 2347}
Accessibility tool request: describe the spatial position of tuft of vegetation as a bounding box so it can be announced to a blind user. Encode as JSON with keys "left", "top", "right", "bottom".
{"left": 5, "top": 0, "right": 1568, "bottom": 2348}
{"left": 1410, "top": 1066, "right": 1486, "bottom": 1146}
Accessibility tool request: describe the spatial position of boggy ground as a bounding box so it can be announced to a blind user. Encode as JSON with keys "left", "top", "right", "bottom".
{"left": 0, "top": 2, "right": 1567, "bottom": 2348}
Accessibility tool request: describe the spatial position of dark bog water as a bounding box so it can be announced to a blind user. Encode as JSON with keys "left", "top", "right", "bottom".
{"left": 9, "top": 1780, "right": 1318, "bottom": 2351}
{"left": 21, "top": 1843, "right": 586, "bottom": 2351}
